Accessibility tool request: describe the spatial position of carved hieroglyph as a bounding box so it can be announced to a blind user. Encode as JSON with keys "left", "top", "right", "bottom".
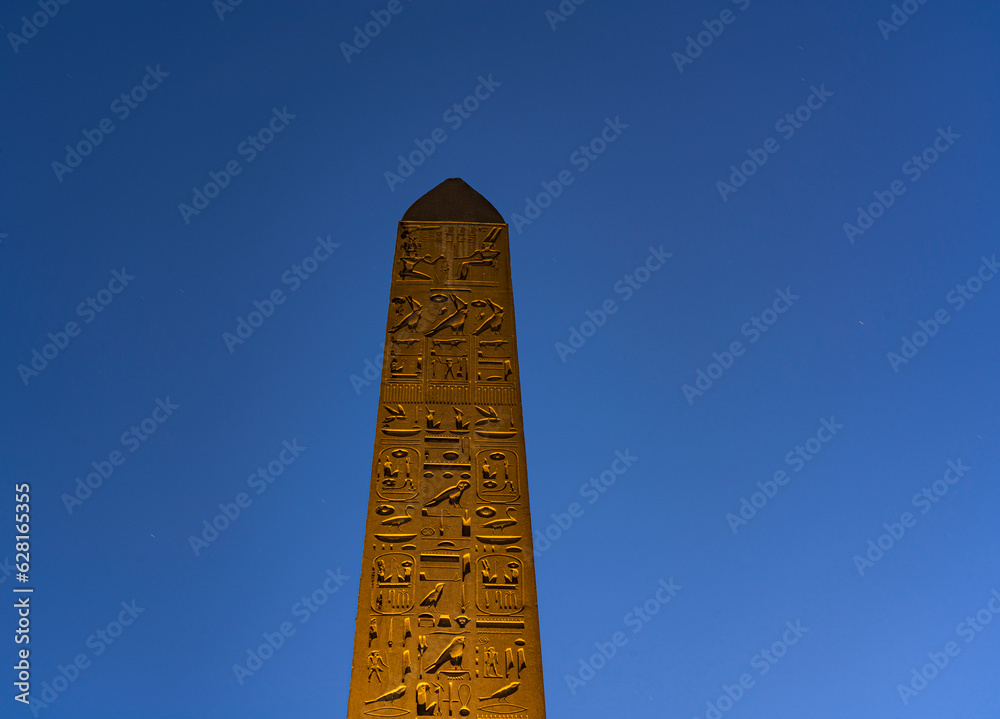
{"left": 346, "top": 179, "right": 546, "bottom": 719}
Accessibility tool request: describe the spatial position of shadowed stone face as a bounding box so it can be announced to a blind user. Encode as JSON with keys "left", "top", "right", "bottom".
{"left": 346, "top": 178, "right": 547, "bottom": 718}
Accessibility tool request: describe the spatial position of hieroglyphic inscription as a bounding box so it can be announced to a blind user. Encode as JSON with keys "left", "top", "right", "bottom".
{"left": 347, "top": 185, "right": 545, "bottom": 719}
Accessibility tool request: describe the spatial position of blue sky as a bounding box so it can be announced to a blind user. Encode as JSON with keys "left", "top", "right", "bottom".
{"left": 1, "top": 1, "right": 998, "bottom": 717}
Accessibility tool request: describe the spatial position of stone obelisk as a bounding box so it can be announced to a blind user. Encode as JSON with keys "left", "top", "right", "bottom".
{"left": 346, "top": 179, "right": 546, "bottom": 718}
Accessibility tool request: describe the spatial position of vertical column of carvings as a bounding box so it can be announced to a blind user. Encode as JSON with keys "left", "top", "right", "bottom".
{"left": 347, "top": 221, "right": 545, "bottom": 719}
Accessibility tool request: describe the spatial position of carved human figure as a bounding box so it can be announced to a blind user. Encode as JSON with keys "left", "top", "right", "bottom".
{"left": 415, "top": 682, "right": 439, "bottom": 716}
{"left": 398, "top": 230, "right": 444, "bottom": 281}
{"left": 457, "top": 231, "right": 500, "bottom": 279}
{"left": 368, "top": 651, "right": 388, "bottom": 682}
{"left": 485, "top": 647, "right": 502, "bottom": 678}
{"left": 502, "top": 459, "right": 514, "bottom": 494}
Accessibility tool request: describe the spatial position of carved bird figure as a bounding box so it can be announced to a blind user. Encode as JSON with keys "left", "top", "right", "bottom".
{"left": 424, "top": 480, "right": 471, "bottom": 508}
{"left": 380, "top": 505, "right": 415, "bottom": 527}
{"left": 480, "top": 681, "right": 520, "bottom": 702}
{"left": 425, "top": 636, "right": 465, "bottom": 674}
{"left": 364, "top": 683, "right": 407, "bottom": 704}
{"left": 483, "top": 507, "right": 516, "bottom": 530}
{"left": 419, "top": 582, "right": 445, "bottom": 607}
{"left": 471, "top": 298, "right": 503, "bottom": 334}
{"left": 427, "top": 294, "right": 468, "bottom": 336}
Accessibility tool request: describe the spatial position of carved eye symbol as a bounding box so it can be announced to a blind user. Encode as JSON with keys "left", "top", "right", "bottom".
{"left": 375, "top": 505, "right": 395, "bottom": 516}
{"left": 476, "top": 506, "right": 497, "bottom": 518}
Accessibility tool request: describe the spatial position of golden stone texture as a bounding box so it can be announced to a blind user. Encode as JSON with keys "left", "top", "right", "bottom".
{"left": 346, "top": 179, "right": 546, "bottom": 719}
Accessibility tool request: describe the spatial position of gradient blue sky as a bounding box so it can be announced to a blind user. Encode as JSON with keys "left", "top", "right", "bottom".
{"left": 2, "top": 1, "right": 999, "bottom": 717}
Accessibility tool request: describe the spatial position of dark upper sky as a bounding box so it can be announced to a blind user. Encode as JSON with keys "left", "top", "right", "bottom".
{"left": 1, "top": 1, "right": 998, "bottom": 718}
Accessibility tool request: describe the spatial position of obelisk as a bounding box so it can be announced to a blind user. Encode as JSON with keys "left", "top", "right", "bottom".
{"left": 346, "top": 179, "right": 546, "bottom": 718}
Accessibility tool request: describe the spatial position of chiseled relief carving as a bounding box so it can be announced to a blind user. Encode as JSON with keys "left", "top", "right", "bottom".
{"left": 350, "top": 205, "right": 543, "bottom": 718}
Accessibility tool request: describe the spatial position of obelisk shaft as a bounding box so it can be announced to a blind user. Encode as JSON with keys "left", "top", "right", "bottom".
{"left": 346, "top": 180, "right": 546, "bottom": 718}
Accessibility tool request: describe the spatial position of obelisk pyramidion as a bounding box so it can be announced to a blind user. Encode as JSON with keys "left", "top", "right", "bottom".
{"left": 346, "top": 179, "right": 547, "bottom": 718}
